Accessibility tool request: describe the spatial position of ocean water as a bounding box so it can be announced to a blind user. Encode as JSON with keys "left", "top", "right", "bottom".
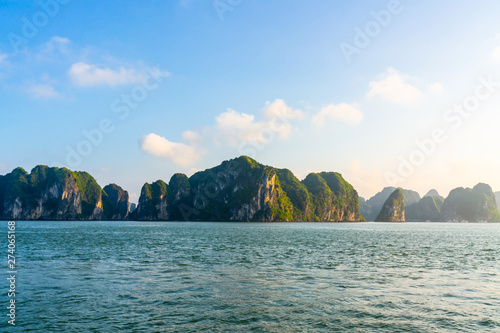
{"left": 1, "top": 221, "right": 499, "bottom": 332}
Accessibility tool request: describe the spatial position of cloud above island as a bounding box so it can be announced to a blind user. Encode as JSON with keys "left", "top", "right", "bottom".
{"left": 27, "top": 83, "right": 61, "bottom": 99}
{"left": 312, "top": 103, "right": 363, "bottom": 127}
{"left": 366, "top": 68, "right": 443, "bottom": 105}
{"left": 139, "top": 98, "right": 370, "bottom": 166}
{"left": 139, "top": 99, "right": 306, "bottom": 165}
{"left": 68, "top": 62, "right": 145, "bottom": 87}
{"left": 139, "top": 133, "right": 202, "bottom": 167}
{"left": 212, "top": 99, "right": 306, "bottom": 146}
{"left": 367, "top": 68, "right": 423, "bottom": 104}
{"left": 262, "top": 99, "right": 305, "bottom": 121}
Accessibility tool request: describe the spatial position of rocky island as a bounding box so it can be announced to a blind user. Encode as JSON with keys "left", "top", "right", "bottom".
{"left": 0, "top": 156, "right": 362, "bottom": 222}
{"left": 375, "top": 189, "right": 405, "bottom": 222}
{"left": 1, "top": 156, "right": 499, "bottom": 222}
{"left": 131, "top": 156, "right": 362, "bottom": 222}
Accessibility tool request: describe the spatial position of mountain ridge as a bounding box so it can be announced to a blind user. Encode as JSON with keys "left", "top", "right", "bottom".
{"left": 1, "top": 157, "right": 499, "bottom": 222}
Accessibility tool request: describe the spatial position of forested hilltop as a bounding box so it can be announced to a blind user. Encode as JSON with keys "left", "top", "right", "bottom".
{"left": 0, "top": 156, "right": 499, "bottom": 222}
{"left": 0, "top": 156, "right": 361, "bottom": 222}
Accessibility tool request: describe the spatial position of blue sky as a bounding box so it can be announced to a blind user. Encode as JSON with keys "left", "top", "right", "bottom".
{"left": 1, "top": 0, "right": 500, "bottom": 203}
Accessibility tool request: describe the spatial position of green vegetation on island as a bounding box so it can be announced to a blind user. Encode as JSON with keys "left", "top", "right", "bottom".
{"left": 375, "top": 188, "right": 405, "bottom": 222}
{"left": 360, "top": 187, "right": 420, "bottom": 221}
{"left": 1, "top": 158, "right": 499, "bottom": 223}
{"left": 439, "top": 183, "right": 500, "bottom": 222}
{"left": 0, "top": 165, "right": 130, "bottom": 220}
{"left": 406, "top": 196, "right": 444, "bottom": 222}
{"left": 127, "top": 156, "right": 361, "bottom": 222}
{"left": 102, "top": 184, "right": 130, "bottom": 220}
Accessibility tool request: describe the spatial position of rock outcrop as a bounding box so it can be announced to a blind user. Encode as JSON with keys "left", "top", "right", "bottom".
{"left": 2, "top": 160, "right": 498, "bottom": 223}
{"left": 133, "top": 180, "right": 169, "bottom": 221}
{"left": 302, "top": 172, "right": 360, "bottom": 221}
{"left": 439, "top": 183, "right": 500, "bottom": 222}
{"left": 102, "top": 184, "right": 129, "bottom": 220}
{"left": 375, "top": 189, "right": 405, "bottom": 222}
{"left": 360, "top": 187, "right": 419, "bottom": 221}
{"left": 0, "top": 165, "right": 104, "bottom": 220}
{"left": 406, "top": 196, "right": 443, "bottom": 222}
{"left": 0, "top": 157, "right": 361, "bottom": 222}
{"left": 133, "top": 156, "right": 362, "bottom": 222}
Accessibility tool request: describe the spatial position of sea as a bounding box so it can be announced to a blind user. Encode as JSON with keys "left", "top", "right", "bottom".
{"left": 1, "top": 221, "right": 499, "bottom": 332}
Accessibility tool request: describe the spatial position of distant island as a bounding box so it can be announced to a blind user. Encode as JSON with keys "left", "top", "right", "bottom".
{"left": 0, "top": 156, "right": 499, "bottom": 222}
{"left": 360, "top": 184, "right": 500, "bottom": 222}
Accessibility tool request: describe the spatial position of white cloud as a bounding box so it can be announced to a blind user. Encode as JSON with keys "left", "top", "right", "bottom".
{"left": 140, "top": 133, "right": 201, "bottom": 166}
{"left": 312, "top": 103, "right": 363, "bottom": 127}
{"left": 51, "top": 36, "right": 70, "bottom": 44}
{"left": 35, "top": 36, "right": 71, "bottom": 62}
{"left": 44, "top": 36, "right": 70, "bottom": 53}
{"left": 490, "top": 46, "right": 500, "bottom": 63}
{"left": 214, "top": 101, "right": 301, "bottom": 146}
{"left": 0, "top": 53, "right": 7, "bottom": 64}
{"left": 28, "top": 84, "right": 60, "bottom": 99}
{"left": 262, "top": 99, "right": 305, "bottom": 120}
{"left": 46, "top": 36, "right": 70, "bottom": 53}
{"left": 428, "top": 82, "right": 443, "bottom": 94}
{"left": 68, "top": 62, "right": 143, "bottom": 87}
{"left": 182, "top": 130, "right": 203, "bottom": 144}
{"left": 367, "top": 68, "right": 423, "bottom": 104}
{"left": 216, "top": 109, "right": 255, "bottom": 130}
{"left": 142, "top": 100, "right": 304, "bottom": 165}
{"left": 214, "top": 109, "right": 262, "bottom": 146}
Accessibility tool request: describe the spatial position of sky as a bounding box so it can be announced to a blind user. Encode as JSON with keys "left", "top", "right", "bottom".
{"left": 1, "top": 0, "right": 500, "bottom": 203}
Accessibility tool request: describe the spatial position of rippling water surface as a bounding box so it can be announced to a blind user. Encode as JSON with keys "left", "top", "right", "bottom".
{"left": 1, "top": 221, "right": 500, "bottom": 332}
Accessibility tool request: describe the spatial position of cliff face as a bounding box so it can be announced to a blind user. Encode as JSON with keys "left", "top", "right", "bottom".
{"left": 166, "top": 173, "right": 191, "bottom": 220}
{"left": 302, "top": 172, "right": 360, "bottom": 221}
{"left": 134, "top": 156, "right": 361, "bottom": 222}
{"left": 0, "top": 157, "right": 362, "bottom": 222}
{"left": 360, "top": 187, "right": 420, "bottom": 221}
{"left": 0, "top": 165, "right": 104, "bottom": 220}
{"left": 439, "top": 183, "right": 500, "bottom": 222}
{"left": 102, "top": 184, "right": 129, "bottom": 220}
{"left": 134, "top": 180, "right": 169, "bottom": 221}
{"left": 187, "top": 157, "right": 294, "bottom": 221}
{"left": 375, "top": 189, "right": 405, "bottom": 222}
{"left": 4, "top": 160, "right": 497, "bottom": 223}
